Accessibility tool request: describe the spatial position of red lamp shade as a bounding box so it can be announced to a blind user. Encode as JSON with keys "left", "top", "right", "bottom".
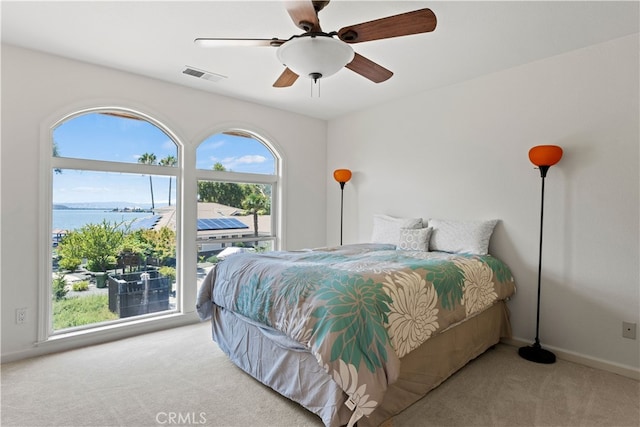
{"left": 333, "top": 169, "right": 352, "bottom": 183}
{"left": 529, "top": 145, "right": 563, "bottom": 167}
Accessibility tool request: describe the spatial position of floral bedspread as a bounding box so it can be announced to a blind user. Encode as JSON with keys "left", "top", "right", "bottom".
{"left": 197, "top": 243, "right": 516, "bottom": 426}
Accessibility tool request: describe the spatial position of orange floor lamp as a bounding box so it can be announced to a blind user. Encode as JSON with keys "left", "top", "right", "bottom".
{"left": 333, "top": 169, "right": 352, "bottom": 245}
{"left": 519, "top": 145, "right": 563, "bottom": 364}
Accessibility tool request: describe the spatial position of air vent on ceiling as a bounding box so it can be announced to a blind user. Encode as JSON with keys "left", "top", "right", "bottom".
{"left": 183, "top": 66, "right": 227, "bottom": 83}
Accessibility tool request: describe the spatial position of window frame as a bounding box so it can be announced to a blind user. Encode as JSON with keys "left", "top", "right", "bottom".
{"left": 195, "top": 129, "right": 282, "bottom": 253}
{"left": 39, "top": 107, "right": 183, "bottom": 342}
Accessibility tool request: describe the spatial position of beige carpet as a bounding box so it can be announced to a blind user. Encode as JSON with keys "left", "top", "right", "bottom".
{"left": 1, "top": 322, "right": 638, "bottom": 427}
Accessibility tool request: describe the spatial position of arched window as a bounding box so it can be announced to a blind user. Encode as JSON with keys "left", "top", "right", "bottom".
{"left": 48, "top": 109, "right": 180, "bottom": 335}
{"left": 195, "top": 130, "right": 280, "bottom": 275}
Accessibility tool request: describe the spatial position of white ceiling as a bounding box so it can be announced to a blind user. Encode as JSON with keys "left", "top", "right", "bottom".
{"left": 2, "top": 1, "right": 638, "bottom": 120}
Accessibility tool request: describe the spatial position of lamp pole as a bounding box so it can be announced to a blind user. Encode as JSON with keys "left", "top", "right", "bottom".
{"left": 519, "top": 145, "right": 562, "bottom": 364}
{"left": 333, "top": 169, "right": 352, "bottom": 246}
{"left": 533, "top": 165, "right": 548, "bottom": 350}
{"left": 339, "top": 181, "right": 345, "bottom": 245}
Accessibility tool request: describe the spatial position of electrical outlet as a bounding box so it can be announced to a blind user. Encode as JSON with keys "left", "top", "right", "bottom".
{"left": 622, "top": 322, "right": 636, "bottom": 340}
{"left": 16, "top": 308, "right": 27, "bottom": 324}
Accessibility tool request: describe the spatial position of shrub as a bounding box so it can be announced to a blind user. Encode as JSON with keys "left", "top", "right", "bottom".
{"left": 58, "top": 256, "right": 82, "bottom": 272}
{"left": 158, "top": 266, "right": 176, "bottom": 283}
{"left": 121, "top": 227, "right": 176, "bottom": 266}
{"left": 72, "top": 280, "right": 89, "bottom": 292}
{"left": 80, "top": 220, "right": 125, "bottom": 272}
{"left": 52, "top": 273, "right": 68, "bottom": 301}
{"left": 57, "top": 231, "right": 83, "bottom": 272}
{"left": 86, "top": 257, "right": 116, "bottom": 273}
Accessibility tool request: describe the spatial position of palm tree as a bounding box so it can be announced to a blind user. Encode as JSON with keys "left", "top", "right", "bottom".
{"left": 241, "top": 188, "right": 269, "bottom": 246}
{"left": 138, "top": 152, "right": 157, "bottom": 211}
{"left": 159, "top": 155, "right": 177, "bottom": 206}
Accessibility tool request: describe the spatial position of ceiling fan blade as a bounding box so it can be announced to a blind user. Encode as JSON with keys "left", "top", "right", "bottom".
{"left": 284, "top": 0, "right": 322, "bottom": 32}
{"left": 338, "top": 8, "right": 437, "bottom": 44}
{"left": 195, "top": 38, "right": 286, "bottom": 47}
{"left": 345, "top": 53, "right": 393, "bottom": 83}
{"left": 273, "top": 67, "right": 299, "bottom": 87}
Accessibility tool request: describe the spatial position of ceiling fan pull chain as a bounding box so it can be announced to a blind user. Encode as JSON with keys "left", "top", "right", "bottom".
{"left": 310, "top": 77, "right": 321, "bottom": 98}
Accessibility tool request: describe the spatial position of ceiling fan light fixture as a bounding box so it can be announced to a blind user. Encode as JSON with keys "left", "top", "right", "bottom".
{"left": 276, "top": 35, "right": 354, "bottom": 81}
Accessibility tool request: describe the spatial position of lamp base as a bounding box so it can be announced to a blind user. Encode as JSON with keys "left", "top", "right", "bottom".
{"left": 518, "top": 343, "right": 556, "bottom": 364}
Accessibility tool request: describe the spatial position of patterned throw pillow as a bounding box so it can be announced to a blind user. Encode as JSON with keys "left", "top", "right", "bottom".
{"left": 371, "top": 214, "right": 423, "bottom": 246}
{"left": 397, "top": 227, "right": 433, "bottom": 251}
{"left": 428, "top": 219, "right": 499, "bottom": 255}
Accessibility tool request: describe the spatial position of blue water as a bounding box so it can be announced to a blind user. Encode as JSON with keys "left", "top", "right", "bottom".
{"left": 52, "top": 209, "right": 152, "bottom": 231}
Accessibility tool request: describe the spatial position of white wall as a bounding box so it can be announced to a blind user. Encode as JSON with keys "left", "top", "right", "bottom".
{"left": 3, "top": 33, "right": 638, "bottom": 373}
{"left": 327, "top": 34, "right": 639, "bottom": 371}
{"left": 1, "top": 45, "right": 327, "bottom": 360}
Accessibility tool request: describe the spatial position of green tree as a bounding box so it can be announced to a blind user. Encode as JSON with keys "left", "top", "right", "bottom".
{"left": 197, "top": 162, "right": 245, "bottom": 207}
{"left": 57, "top": 230, "right": 83, "bottom": 271}
{"left": 120, "top": 231, "right": 153, "bottom": 263}
{"left": 121, "top": 227, "right": 176, "bottom": 266}
{"left": 138, "top": 152, "right": 157, "bottom": 210}
{"left": 241, "top": 186, "right": 270, "bottom": 239}
{"left": 159, "top": 155, "right": 177, "bottom": 206}
{"left": 79, "top": 220, "right": 126, "bottom": 272}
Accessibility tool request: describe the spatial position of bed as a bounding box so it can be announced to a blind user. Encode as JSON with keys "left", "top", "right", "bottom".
{"left": 197, "top": 218, "right": 516, "bottom": 427}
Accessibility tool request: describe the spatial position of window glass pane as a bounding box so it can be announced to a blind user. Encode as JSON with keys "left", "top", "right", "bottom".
{"left": 52, "top": 169, "right": 178, "bottom": 331}
{"left": 53, "top": 169, "right": 177, "bottom": 209}
{"left": 196, "top": 132, "right": 275, "bottom": 174}
{"left": 50, "top": 109, "right": 180, "bottom": 335}
{"left": 196, "top": 180, "right": 273, "bottom": 259}
{"left": 196, "top": 240, "right": 274, "bottom": 291}
{"left": 195, "top": 131, "right": 278, "bottom": 292}
{"left": 54, "top": 112, "right": 178, "bottom": 165}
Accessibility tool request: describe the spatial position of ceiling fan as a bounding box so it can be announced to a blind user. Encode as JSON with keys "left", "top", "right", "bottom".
{"left": 194, "top": 0, "right": 437, "bottom": 88}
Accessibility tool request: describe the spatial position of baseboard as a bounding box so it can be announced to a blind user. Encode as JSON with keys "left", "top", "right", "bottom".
{"left": 502, "top": 337, "right": 640, "bottom": 380}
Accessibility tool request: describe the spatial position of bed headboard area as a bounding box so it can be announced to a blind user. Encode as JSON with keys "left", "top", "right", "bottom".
{"left": 370, "top": 214, "right": 499, "bottom": 256}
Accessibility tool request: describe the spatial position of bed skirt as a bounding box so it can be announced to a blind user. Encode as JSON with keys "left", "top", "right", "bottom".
{"left": 210, "top": 301, "right": 512, "bottom": 427}
{"left": 362, "top": 301, "right": 512, "bottom": 427}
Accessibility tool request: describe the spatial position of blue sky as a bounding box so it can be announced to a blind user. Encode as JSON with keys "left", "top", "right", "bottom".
{"left": 53, "top": 113, "right": 274, "bottom": 205}
{"left": 195, "top": 132, "right": 274, "bottom": 174}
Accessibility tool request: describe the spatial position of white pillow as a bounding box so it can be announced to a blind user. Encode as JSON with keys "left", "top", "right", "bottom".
{"left": 371, "top": 214, "right": 423, "bottom": 246}
{"left": 397, "top": 227, "right": 433, "bottom": 251}
{"left": 428, "top": 219, "right": 499, "bottom": 255}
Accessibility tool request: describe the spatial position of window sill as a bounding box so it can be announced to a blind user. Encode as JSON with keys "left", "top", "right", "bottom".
{"left": 33, "top": 312, "right": 201, "bottom": 358}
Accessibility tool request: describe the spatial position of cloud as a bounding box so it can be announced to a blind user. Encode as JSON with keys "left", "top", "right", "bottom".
{"left": 200, "top": 140, "right": 225, "bottom": 151}
{"left": 235, "top": 155, "right": 267, "bottom": 165}
{"left": 203, "top": 155, "right": 267, "bottom": 171}
{"left": 222, "top": 155, "right": 267, "bottom": 167}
